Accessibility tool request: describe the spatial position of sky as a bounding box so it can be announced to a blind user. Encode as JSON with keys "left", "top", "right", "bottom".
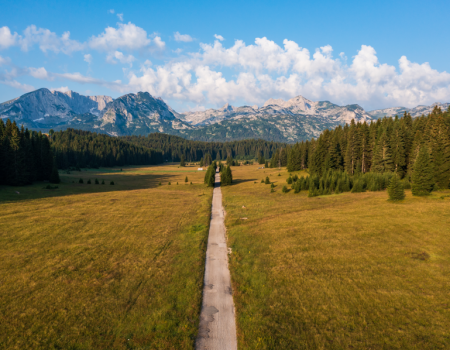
{"left": 0, "top": 0, "right": 449, "bottom": 112}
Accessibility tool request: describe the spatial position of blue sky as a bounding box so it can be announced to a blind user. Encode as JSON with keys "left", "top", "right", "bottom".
{"left": 1, "top": 0, "right": 449, "bottom": 112}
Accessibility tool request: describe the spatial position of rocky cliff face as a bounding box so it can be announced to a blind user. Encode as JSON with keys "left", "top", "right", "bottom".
{"left": 96, "top": 92, "right": 192, "bottom": 136}
{"left": 0, "top": 88, "right": 114, "bottom": 128}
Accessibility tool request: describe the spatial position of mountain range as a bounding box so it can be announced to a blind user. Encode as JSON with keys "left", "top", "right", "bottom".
{"left": 1, "top": 88, "right": 448, "bottom": 143}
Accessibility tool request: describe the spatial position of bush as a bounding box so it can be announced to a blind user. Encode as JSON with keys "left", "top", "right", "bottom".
{"left": 261, "top": 179, "right": 264, "bottom": 183}
{"left": 79, "top": 178, "right": 84, "bottom": 184}
{"left": 43, "top": 184, "right": 58, "bottom": 190}
{"left": 282, "top": 185, "right": 288, "bottom": 193}
{"left": 168, "top": 182, "right": 171, "bottom": 185}
{"left": 110, "top": 181, "right": 115, "bottom": 185}
{"left": 101, "top": 179, "right": 105, "bottom": 185}
{"left": 265, "top": 177, "right": 270, "bottom": 184}
{"left": 287, "top": 176, "right": 293, "bottom": 184}
{"left": 95, "top": 179, "right": 99, "bottom": 184}
{"left": 87, "top": 179, "right": 91, "bottom": 184}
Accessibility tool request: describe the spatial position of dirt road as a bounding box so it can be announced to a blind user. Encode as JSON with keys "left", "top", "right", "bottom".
{"left": 196, "top": 170, "right": 237, "bottom": 350}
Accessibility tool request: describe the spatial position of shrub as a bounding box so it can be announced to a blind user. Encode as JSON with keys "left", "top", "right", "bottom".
{"left": 87, "top": 179, "right": 91, "bottom": 184}
{"left": 287, "top": 176, "right": 293, "bottom": 184}
{"left": 95, "top": 179, "right": 99, "bottom": 184}
{"left": 101, "top": 179, "right": 105, "bottom": 185}
{"left": 79, "top": 178, "right": 84, "bottom": 184}
{"left": 282, "top": 185, "right": 288, "bottom": 193}
{"left": 110, "top": 181, "right": 115, "bottom": 185}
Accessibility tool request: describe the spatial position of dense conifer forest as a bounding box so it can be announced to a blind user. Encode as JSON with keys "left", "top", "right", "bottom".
{"left": 269, "top": 106, "right": 450, "bottom": 195}
{"left": 0, "top": 119, "right": 56, "bottom": 186}
{"left": 121, "top": 133, "right": 285, "bottom": 162}
{"left": 51, "top": 129, "right": 163, "bottom": 169}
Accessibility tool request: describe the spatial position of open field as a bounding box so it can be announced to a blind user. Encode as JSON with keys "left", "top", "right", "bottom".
{"left": 0, "top": 164, "right": 212, "bottom": 350}
{"left": 222, "top": 165, "right": 450, "bottom": 349}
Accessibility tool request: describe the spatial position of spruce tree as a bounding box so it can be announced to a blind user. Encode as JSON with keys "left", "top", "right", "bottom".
{"left": 185, "top": 176, "right": 188, "bottom": 183}
{"left": 265, "top": 176, "right": 270, "bottom": 184}
{"left": 388, "top": 174, "right": 405, "bottom": 201}
{"left": 180, "top": 155, "right": 186, "bottom": 167}
{"left": 49, "top": 159, "right": 61, "bottom": 184}
{"left": 412, "top": 146, "right": 434, "bottom": 196}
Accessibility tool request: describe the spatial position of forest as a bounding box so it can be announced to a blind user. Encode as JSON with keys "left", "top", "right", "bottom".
{"left": 121, "top": 133, "right": 285, "bottom": 162}
{"left": 51, "top": 129, "right": 163, "bottom": 169}
{"left": 268, "top": 106, "right": 450, "bottom": 195}
{"left": 0, "top": 119, "right": 58, "bottom": 186}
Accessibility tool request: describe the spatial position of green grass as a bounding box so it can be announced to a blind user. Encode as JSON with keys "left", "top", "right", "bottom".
{"left": 0, "top": 165, "right": 212, "bottom": 350}
{"left": 222, "top": 165, "right": 450, "bottom": 349}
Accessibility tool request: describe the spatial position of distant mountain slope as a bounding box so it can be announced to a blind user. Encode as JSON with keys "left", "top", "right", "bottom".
{"left": 0, "top": 88, "right": 112, "bottom": 129}
{"left": 1, "top": 88, "right": 448, "bottom": 142}
{"left": 96, "top": 92, "right": 192, "bottom": 136}
{"left": 368, "top": 102, "right": 450, "bottom": 119}
{"left": 179, "top": 95, "right": 372, "bottom": 127}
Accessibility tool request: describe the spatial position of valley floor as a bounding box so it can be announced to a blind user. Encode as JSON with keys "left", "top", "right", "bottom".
{"left": 0, "top": 165, "right": 213, "bottom": 350}
{"left": 1, "top": 163, "right": 449, "bottom": 349}
{"left": 222, "top": 165, "right": 450, "bottom": 349}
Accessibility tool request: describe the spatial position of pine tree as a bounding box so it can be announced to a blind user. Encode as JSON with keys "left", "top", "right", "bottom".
{"left": 49, "top": 159, "right": 61, "bottom": 184}
{"left": 185, "top": 176, "right": 188, "bottom": 183}
{"left": 388, "top": 174, "right": 405, "bottom": 201}
{"left": 265, "top": 176, "right": 270, "bottom": 184}
{"left": 180, "top": 155, "right": 186, "bottom": 167}
{"left": 412, "top": 146, "right": 434, "bottom": 196}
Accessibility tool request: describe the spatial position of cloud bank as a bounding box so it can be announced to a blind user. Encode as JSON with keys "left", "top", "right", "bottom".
{"left": 1, "top": 22, "right": 449, "bottom": 111}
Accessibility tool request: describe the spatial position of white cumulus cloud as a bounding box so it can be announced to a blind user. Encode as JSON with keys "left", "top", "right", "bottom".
{"left": 28, "top": 67, "right": 52, "bottom": 80}
{"left": 120, "top": 38, "right": 450, "bottom": 110}
{"left": 0, "top": 26, "right": 19, "bottom": 49}
{"left": 106, "top": 50, "right": 135, "bottom": 66}
{"left": 174, "top": 32, "right": 193, "bottom": 42}
{"left": 84, "top": 53, "right": 93, "bottom": 64}
{"left": 20, "top": 25, "right": 85, "bottom": 54}
{"left": 89, "top": 22, "right": 152, "bottom": 51}
{"left": 214, "top": 34, "right": 224, "bottom": 41}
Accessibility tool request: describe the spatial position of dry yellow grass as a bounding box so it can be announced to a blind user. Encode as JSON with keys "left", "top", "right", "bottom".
{"left": 222, "top": 164, "right": 450, "bottom": 349}
{"left": 0, "top": 164, "right": 212, "bottom": 350}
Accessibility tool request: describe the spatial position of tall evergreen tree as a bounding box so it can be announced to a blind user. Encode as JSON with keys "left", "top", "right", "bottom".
{"left": 411, "top": 146, "right": 434, "bottom": 196}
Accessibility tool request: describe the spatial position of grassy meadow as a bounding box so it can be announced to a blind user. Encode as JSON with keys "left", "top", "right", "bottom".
{"left": 0, "top": 164, "right": 212, "bottom": 350}
{"left": 222, "top": 164, "right": 450, "bottom": 349}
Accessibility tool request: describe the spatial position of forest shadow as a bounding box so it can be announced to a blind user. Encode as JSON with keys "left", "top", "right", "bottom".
{"left": 229, "top": 178, "right": 257, "bottom": 185}
{"left": 0, "top": 172, "right": 179, "bottom": 204}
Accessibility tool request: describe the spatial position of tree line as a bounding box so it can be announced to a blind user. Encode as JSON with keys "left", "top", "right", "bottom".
{"left": 121, "top": 133, "right": 285, "bottom": 163}
{"left": 268, "top": 106, "right": 450, "bottom": 191}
